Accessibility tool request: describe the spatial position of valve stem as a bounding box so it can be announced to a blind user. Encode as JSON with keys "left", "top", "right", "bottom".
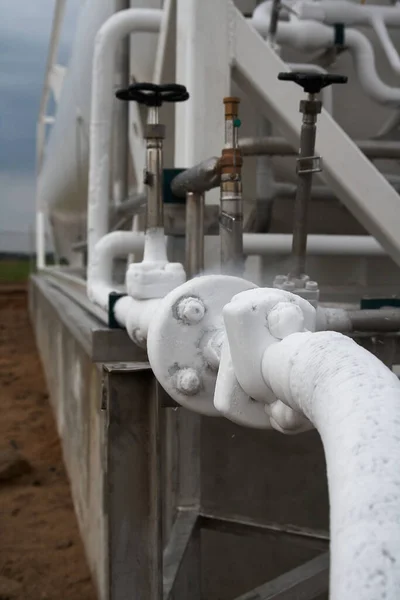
{"left": 220, "top": 97, "right": 244, "bottom": 275}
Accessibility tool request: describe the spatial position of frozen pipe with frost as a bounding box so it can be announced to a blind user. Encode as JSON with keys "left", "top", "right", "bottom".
{"left": 264, "top": 332, "right": 400, "bottom": 599}
{"left": 87, "top": 230, "right": 162, "bottom": 345}
{"left": 87, "top": 8, "right": 162, "bottom": 271}
{"left": 221, "top": 289, "right": 400, "bottom": 599}
{"left": 251, "top": 3, "right": 400, "bottom": 107}
{"left": 87, "top": 230, "right": 144, "bottom": 311}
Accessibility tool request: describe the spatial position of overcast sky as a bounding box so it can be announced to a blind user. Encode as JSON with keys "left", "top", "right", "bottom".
{"left": 0, "top": 0, "right": 80, "bottom": 251}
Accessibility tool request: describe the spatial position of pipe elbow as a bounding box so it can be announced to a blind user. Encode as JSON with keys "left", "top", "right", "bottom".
{"left": 263, "top": 331, "right": 400, "bottom": 599}
{"left": 346, "top": 29, "right": 400, "bottom": 107}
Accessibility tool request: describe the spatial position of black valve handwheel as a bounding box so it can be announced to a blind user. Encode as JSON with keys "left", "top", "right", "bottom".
{"left": 115, "top": 82, "right": 189, "bottom": 106}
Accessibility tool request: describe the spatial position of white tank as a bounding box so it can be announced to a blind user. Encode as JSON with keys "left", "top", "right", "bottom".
{"left": 38, "top": 0, "right": 160, "bottom": 262}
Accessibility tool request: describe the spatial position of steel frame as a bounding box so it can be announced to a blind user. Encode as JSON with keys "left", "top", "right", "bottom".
{"left": 102, "top": 362, "right": 330, "bottom": 600}
{"left": 32, "top": 276, "right": 400, "bottom": 599}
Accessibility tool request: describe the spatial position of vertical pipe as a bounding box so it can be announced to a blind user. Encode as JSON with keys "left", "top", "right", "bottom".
{"left": 36, "top": 211, "right": 46, "bottom": 270}
{"left": 185, "top": 192, "right": 204, "bottom": 278}
{"left": 144, "top": 107, "right": 164, "bottom": 231}
{"left": 220, "top": 97, "right": 244, "bottom": 275}
{"left": 268, "top": 0, "right": 281, "bottom": 47}
{"left": 111, "top": 0, "right": 130, "bottom": 207}
{"left": 290, "top": 97, "right": 319, "bottom": 278}
{"left": 87, "top": 9, "right": 162, "bottom": 272}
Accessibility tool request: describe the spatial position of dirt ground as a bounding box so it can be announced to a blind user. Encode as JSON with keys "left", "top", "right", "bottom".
{"left": 0, "top": 286, "right": 97, "bottom": 600}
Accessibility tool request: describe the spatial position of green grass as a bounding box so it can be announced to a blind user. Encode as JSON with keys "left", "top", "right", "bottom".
{"left": 0, "top": 258, "right": 32, "bottom": 284}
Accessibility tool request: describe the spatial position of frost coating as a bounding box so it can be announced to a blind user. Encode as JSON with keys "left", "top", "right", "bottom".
{"left": 263, "top": 331, "right": 400, "bottom": 600}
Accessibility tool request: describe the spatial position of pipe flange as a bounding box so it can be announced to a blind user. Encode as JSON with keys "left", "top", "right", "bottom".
{"left": 147, "top": 275, "right": 257, "bottom": 416}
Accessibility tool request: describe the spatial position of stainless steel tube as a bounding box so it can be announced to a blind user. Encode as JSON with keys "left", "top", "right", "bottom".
{"left": 170, "top": 143, "right": 400, "bottom": 200}
{"left": 239, "top": 136, "right": 400, "bottom": 159}
{"left": 319, "top": 306, "right": 400, "bottom": 333}
{"left": 220, "top": 97, "right": 244, "bottom": 275}
{"left": 144, "top": 106, "right": 165, "bottom": 230}
{"left": 290, "top": 105, "right": 319, "bottom": 278}
{"left": 185, "top": 192, "right": 204, "bottom": 278}
{"left": 220, "top": 189, "right": 244, "bottom": 273}
{"left": 146, "top": 136, "right": 164, "bottom": 229}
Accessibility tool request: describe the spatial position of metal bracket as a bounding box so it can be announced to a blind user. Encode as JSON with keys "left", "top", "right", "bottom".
{"left": 219, "top": 211, "right": 243, "bottom": 232}
{"left": 163, "top": 168, "right": 186, "bottom": 204}
{"left": 108, "top": 292, "right": 127, "bottom": 329}
{"left": 296, "top": 155, "right": 322, "bottom": 175}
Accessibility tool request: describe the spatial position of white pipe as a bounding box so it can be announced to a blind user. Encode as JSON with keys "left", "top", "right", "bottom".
{"left": 87, "top": 230, "right": 164, "bottom": 347}
{"left": 370, "top": 15, "right": 400, "bottom": 76}
{"left": 243, "top": 234, "right": 386, "bottom": 256}
{"left": 295, "top": 0, "right": 400, "bottom": 78}
{"left": 36, "top": 211, "right": 46, "bottom": 270}
{"left": 287, "top": 63, "right": 333, "bottom": 114}
{"left": 252, "top": 5, "right": 337, "bottom": 51}
{"left": 263, "top": 330, "right": 400, "bottom": 599}
{"left": 87, "top": 230, "right": 144, "bottom": 310}
{"left": 346, "top": 29, "right": 400, "bottom": 107}
{"left": 113, "top": 294, "right": 161, "bottom": 346}
{"left": 295, "top": 0, "right": 400, "bottom": 28}
{"left": 251, "top": 4, "right": 400, "bottom": 107}
{"left": 87, "top": 8, "right": 162, "bottom": 272}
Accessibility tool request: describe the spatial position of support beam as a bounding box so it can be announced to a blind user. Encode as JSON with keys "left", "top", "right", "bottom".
{"left": 200, "top": 512, "right": 329, "bottom": 551}
{"left": 163, "top": 509, "right": 199, "bottom": 600}
{"left": 231, "top": 3, "right": 400, "bottom": 267}
{"left": 104, "top": 364, "right": 163, "bottom": 599}
{"left": 234, "top": 552, "right": 329, "bottom": 600}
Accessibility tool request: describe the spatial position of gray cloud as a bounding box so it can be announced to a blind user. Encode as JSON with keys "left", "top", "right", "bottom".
{"left": 0, "top": 0, "right": 80, "bottom": 238}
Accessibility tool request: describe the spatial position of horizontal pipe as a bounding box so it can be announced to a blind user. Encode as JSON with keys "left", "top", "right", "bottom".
{"left": 170, "top": 139, "right": 400, "bottom": 197}
{"left": 243, "top": 234, "right": 386, "bottom": 256}
{"left": 296, "top": 0, "right": 400, "bottom": 28}
{"left": 251, "top": 3, "right": 400, "bottom": 107}
{"left": 240, "top": 137, "right": 400, "bottom": 159}
{"left": 318, "top": 306, "right": 400, "bottom": 333}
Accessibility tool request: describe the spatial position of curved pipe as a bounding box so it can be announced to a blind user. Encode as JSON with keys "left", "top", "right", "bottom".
{"left": 87, "top": 230, "right": 144, "bottom": 310}
{"left": 346, "top": 29, "right": 400, "bottom": 107}
{"left": 263, "top": 330, "right": 400, "bottom": 599}
{"left": 113, "top": 294, "right": 161, "bottom": 346}
{"left": 251, "top": 3, "right": 400, "bottom": 107}
{"left": 370, "top": 16, "right": 400, "bottom": 76}
{"left": 295, "top": 0, "right": 400, "bottom": 28}
{"left": 88, "top": 8, "right": 162, "bottom": 270}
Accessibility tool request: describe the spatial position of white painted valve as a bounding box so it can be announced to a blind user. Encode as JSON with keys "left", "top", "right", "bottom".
{"left": 126, "top": 228, "right": 186, "bottom": 300}
{"left": 126, "top": 261, "right": 186, "bottom": 300}
{"left": 214, "top": 288, "right": 317, "bottom": 432}
{"left": 147, "top": 274, "right": 257, "bottom": 416}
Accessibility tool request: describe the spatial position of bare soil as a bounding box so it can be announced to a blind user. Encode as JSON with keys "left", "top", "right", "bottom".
{"left": 0, "top": 286, "right": 97, "bottom": 600}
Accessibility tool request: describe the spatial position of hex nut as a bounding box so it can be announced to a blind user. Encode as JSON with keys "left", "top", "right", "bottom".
{"left": 176, "top": 297, "right": 205, "bottom": 325}
{"left": 176, "top": 368, "right": 201, "bottom": 396}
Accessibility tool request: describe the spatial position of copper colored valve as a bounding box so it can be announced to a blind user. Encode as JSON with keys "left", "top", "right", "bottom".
{"left": 223, "top": 97, "right": 240, "bottom": 119}
{"left": 220, "top": 148, "right": 243, "bottom": 177}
